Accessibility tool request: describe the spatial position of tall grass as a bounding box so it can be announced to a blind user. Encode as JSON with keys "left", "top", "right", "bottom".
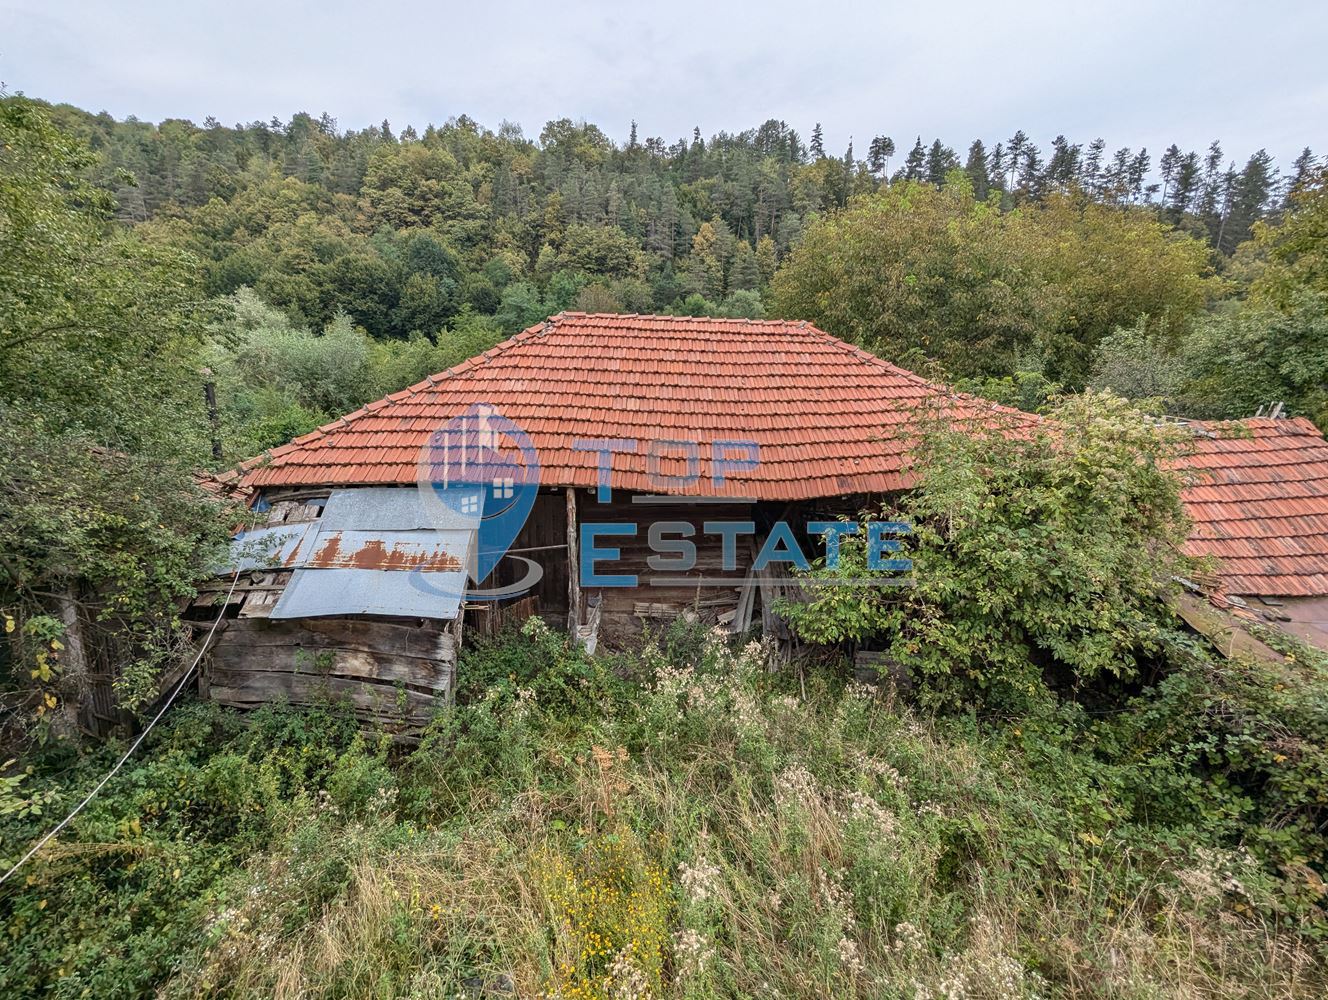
{"left": 147, "top": 619, "right": 1323, "bottom": 999}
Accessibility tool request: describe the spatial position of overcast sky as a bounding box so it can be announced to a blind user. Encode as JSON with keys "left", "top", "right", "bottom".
{"left": 4, "top": 1, "right": 1325, "bottom": 169}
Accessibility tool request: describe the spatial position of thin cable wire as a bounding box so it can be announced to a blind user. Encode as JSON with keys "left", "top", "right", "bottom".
{"left": 0, "top": 570, "right": 241, "bottom": 888}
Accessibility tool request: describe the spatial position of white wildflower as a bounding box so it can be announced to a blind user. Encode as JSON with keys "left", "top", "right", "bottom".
{"left": 836, "top": 936, "right": 865, "bottom": 976}
{"left": 672, "top": 927, "right": 713, "bottom": 980}
{"left": 891, "top": 921, "right": 925, "bottom": 955}
{"left": 678, "top": 856, "right": 722, "bottom": 905}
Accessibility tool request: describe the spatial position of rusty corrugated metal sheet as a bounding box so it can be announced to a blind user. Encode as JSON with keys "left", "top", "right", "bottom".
{"left": 304, "top": 528, "right": 468, "bottom": 572}
{"left": 265, "top": 486, "right": 482, "bottom": 621}
{"left": 226, "top": 522, "right": 319, "bottom": 570}
{"left": 272, "top": 565, "right": 469, "bottom": 620}
{"left": 319, "top": 486, "right": 483, "bottom": 532}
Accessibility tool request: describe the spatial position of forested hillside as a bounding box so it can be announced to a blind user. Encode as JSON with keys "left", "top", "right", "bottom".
{"left": 49, "top": 103, "right": 1309, "bottom": 334}
{"left": 20, "top": 99, "right": 1325, "bottom": 460}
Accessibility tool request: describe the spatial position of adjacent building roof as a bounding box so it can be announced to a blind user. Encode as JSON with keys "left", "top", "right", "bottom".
{"left": 242, "top": 312, "right": 1032, "bottom": 500}
{"left": 1175, "top": 417, "right": 1328, "bottom": 597}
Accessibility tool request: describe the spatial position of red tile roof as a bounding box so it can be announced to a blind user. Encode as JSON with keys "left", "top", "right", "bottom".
{"left": 242, "top": 312, "right": 1032, "bottom": 501}
{"left": 1174, "top": 417, "right": 1328, "bottom": 597}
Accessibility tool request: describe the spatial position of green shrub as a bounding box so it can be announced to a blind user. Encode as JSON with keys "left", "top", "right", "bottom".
{"left": 782, "top": 392, "right": 1194, "bottom": 714}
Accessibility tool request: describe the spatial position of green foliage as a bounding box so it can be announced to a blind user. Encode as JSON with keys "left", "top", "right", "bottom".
{"left": 1095, "top": 646, "right": 1328, "bottom": 890}
{"left": 1088, "top": 316, "right": 1190, "bottom": 407}
{"left": 206, "top": 289, "right": 504, "bottom": 459}
{"left": 954, "top": 368, "right": 1062, "bottom": 413}
{"left": 1249, "top": 167, "right": 1328, "bottom": 303}
{"left": 0, "top": 97, "right": 236, "bottom": 727}
{"left": 0, "top": 96, "right": 215, "bottom": 457}
{"left": 0, "top": 416, "right": 236, "bottom": 711}
{"left": 0, "top": 701, "right": 364, "bottom": 997}
{"left": 0, "top": 761, "right": 56, "bottom": 819}
{"left": 782, "top": 394, "right": 1194, "bottom": 712}
{"left": 4, "top": 632, "right": 1325, "bottom": 998}
{"left": 1176, "top": 292, "right": 1328, "bottom": 429}
{"left": 455, "top": 616, "right": 625, "bottom": 716}
{"left": 771, "top": 182, "right": 1215, "bottom": 383}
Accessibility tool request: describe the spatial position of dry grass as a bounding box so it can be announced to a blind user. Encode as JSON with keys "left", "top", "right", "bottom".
{"left": 162, "top": 636, "right": 1327, "bottom": 999}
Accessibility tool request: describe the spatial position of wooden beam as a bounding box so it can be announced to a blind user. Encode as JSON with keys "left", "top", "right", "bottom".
{"left": 566, "top": 487, "right": 581, "bottom": 631}
{"left": 54, "top": 584, "right": 89, "bottom": 738}
{"left": 1173, "top": 592, "right": 1286, "bottom": 664}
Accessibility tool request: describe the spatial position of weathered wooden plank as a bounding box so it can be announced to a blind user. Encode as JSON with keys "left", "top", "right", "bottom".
{"left": 209, "top": 651, "right": 451, "bottom": 691}
{"left": 215, "top": 617, "right": 454, "bottom": 661}
{"left": 209, "top": 665, "right": 447, "bottom": 704}
{"left": 567, "top": 487, "right": 580, "bottom": 630}
{"left": 208, "top": 673, "right": 438, "bottom": 723}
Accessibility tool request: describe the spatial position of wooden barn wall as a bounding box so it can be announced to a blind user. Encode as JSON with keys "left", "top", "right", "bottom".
{"left": 203, "top": 616, "right": 454, "bottom": 732}
{"left": 577, "top": 493, "right": 755, "bottom": 644}
{"left": 465, "top": 490, "right": 568, "bottom": 636}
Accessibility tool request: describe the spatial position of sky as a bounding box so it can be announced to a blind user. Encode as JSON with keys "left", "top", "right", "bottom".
{"left": 4, "top": 0, "right": 1326, "bottom": 170}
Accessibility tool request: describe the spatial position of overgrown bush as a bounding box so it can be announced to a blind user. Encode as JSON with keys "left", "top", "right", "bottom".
{"left": 782, "top": 393, "right": 1194, "bottom": 713}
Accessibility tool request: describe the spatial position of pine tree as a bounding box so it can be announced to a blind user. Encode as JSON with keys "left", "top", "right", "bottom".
{"left": 1285, "top": 147, "right": 1317, "bottom": 205}
{"left": 1221, "top": 149, "right": 1276, "bottom": 251}
{"left": 925, "top": 139, "right": 956, "bottom": 186}
{"left": 1105, "top": 147, "right": 1133, "bottom": 204}
{"left": 787, "top": 129, "right": 804, "bottom": 163}
{"left": 1198, "top": 140, "right": 1224, "bottom": 220}
{"left": 903, "top": 136, "right": 926, "bottom": 181}
{"left": 1083, "top": 138, "right": 1106, "bottom": 196}
{"left": 754, "top": 234, "right": 778, "bottom": 286}
{"left": 1045, "top": 135, "right": 1081, "bottom": 191}
{"left": 628, "top": 120, "right": 639, "bottom": 149}
{"left": 1006, "top": 130, "right": 1028, "bottom": 189}
{"left": 1128, "top": 148, "right": 1151, "bottom": 203}
{"left": 964, "top": 140, "right": 990, "bottom": 200}
{"left": 729, "top": 240, "right": 761, "bottom": 291}
{"left": 1170, "top": 151, "right": 1200, "bottom": 217}
{"left": 1019, "top": 142, "right": 1044, "bottom": 198}
{"left": 810, "top": 122, "right": 825, "bottom": 160}
{"left": 988, "top": 142, "right": 1006, "bottom": 194}
{"left": 868, "top": 135, "right": 895, "bottom": 176}
{"left": 1159, "top": 144, "right": 1181, "bottom": 205}
{"left": 1214, "top": 161, "right": 1238, "bottom": 252}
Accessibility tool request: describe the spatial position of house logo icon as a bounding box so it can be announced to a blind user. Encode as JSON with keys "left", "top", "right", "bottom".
{"left": 415, "top": 403, "right": 543, "bottom": 599}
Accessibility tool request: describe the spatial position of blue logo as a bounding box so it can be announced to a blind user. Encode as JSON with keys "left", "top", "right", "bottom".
{"left": 415, "top": 404, "right": 542, "bottom": 599}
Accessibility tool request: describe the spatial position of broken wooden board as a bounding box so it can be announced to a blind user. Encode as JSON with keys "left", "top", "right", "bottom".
{"left": 1173, "top": 592, "right": 1287, "bottom": 664}
{"left": 204, "top": 616, "right": 454, "bottom": 730}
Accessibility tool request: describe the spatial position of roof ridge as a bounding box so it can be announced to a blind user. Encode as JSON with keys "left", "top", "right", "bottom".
{"left": 552, "top": 310, "right": 801, "bottom": 328}
{"left": 239, "top": 311, "right": 1042, "bottom": 493}
{"left": 795, "top": 322, "right": 1038, "bottom": 422}
{"left": 248, "top": 315, "right": 562, "bottom": 469}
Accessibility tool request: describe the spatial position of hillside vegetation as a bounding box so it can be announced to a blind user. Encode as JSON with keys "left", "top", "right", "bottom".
{"left": 2, "top": 619, "right": 1326, "bottom": 999}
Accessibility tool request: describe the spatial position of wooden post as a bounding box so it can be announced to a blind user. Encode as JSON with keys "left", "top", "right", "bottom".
{"left": 566, "top": 487, "right": 581, "bottom": 632}
{"left": 448, "top": 612, "right": 464, "bottom": 703}
{"left": 54, "top": 584, "right": 89, "bottom": 738}
{"left": 201, "top": 367, "right": 222, "bottom": 463}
